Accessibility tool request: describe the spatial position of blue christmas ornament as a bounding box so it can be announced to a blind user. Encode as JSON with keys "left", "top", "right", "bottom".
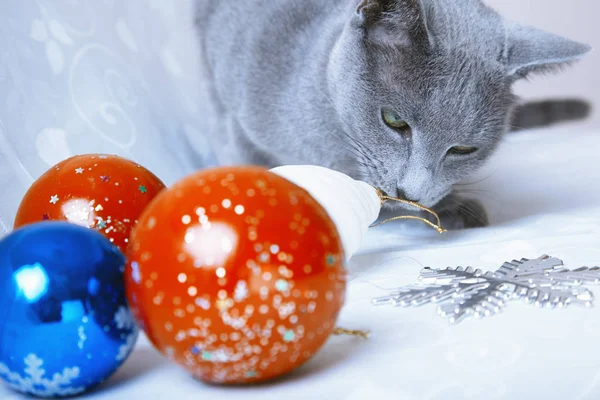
{"left": 0, "top": 222, "right": 138, "bottom": 397}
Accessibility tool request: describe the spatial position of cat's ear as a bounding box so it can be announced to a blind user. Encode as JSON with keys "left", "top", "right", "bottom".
{"left": 505, "top": 23, "right": 591, "bottom": 79}
{"left": 355, "top": 0, "right": 433, "bottom": 48}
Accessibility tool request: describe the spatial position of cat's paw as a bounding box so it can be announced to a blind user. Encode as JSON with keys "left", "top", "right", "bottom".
{"left": 433, "top": 195, "right": 489, "bottom": 230}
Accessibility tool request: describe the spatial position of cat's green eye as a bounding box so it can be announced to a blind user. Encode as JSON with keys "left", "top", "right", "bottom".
{"left": 382, "top": 109, "right": 410, "bottom": 132}
{"left": 448, "top": 146, "right": 479, "bottom": 155}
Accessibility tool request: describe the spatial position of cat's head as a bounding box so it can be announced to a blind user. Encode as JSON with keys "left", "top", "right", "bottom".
{"left": 328, "top": 0, "right": 590, "bottom": 207}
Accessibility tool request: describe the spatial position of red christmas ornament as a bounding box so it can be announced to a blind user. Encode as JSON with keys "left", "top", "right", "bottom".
{"left": 125, "top": 166, "right": 346, "bottom": 384}
{"left": 14, "top": 154, "right": 165, "bottom": 253}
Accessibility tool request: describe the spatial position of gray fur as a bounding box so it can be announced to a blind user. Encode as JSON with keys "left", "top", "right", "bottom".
{"left": 510, "top": 99, "right": 592, "bottom": 131}
{"left": 195, "top": 0, "right": 590, "bottom": 211}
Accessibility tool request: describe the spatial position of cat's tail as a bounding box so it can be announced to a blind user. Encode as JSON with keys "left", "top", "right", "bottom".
{"left": 509, "top": 99, "right": 592, "bottom": 131}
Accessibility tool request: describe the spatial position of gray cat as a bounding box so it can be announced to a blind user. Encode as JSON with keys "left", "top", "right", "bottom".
{"left": 194, "top": 0, "right": 591, "bottom": 229}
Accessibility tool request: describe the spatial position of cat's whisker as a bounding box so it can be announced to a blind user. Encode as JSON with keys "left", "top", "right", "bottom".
{"left": 453, "top": 191, "right": 501, "bottom": 204}
{"left": 454, "top": 188, "right": 495, "bottom": 195}
{"left": 508, "top": 123, "right": 528, "bottom": 131}
{"left": 454, "top": 173, "right": 496, "bottom": 187}
{"left": 343, "top": 169, "right": 369, "bottom": 180}
{"left": 453, "top": 188, "right": 495, "bottom": 196}
{"left": 316, "top": 88, "right": 386, "bottom": 165}
{"left": 317, "top": 136, "right": 370, "bottom": 162}
{"left": 456, "top": 193, "right": 502, "bottom": 203}
{"left": 449, "top": 202, "right": 488, "bottom": 226}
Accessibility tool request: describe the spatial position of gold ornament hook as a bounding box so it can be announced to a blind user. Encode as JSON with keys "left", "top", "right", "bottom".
{"left": 372, "top": 188, "right": 447, "bottom": 234}
{"left": 333, "top": 327, "right": 371, "bottom": 339}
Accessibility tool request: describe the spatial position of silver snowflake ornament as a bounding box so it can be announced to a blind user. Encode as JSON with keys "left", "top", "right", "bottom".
{"left": 372, "top": 255, "right": 600, "bottom": 324}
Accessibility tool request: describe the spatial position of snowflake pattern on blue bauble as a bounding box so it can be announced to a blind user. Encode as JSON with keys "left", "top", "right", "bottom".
{"left": 114, "top": 306, "right": 138, "bottom": 362}
{"left": 0, "top": 354, "right": 85, "bottom": 397}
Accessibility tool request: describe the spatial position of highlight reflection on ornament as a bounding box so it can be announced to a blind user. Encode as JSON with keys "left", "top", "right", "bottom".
{"left": 14, "top": 154, "right": 165, "bottom": 253}
{"left": 14, "top": 263, "right": 50, "bottom": 302}
{"left": 0, "top": 222, "right": 138, "bottom": 398}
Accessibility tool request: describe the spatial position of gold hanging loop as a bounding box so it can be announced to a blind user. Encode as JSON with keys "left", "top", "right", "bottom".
{"left": 333, "top": 327, "right": 370, "bottom": 339}
{"left": 372, "top": 188, "right": 447, "bottom": 233}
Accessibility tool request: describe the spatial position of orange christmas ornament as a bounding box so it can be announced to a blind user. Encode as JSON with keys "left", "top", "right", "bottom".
{"left": 125, "top": 166, "right": 346, "bottom": 384}
{"left": 14, "top": 154, "right": 165, "bottom": 253}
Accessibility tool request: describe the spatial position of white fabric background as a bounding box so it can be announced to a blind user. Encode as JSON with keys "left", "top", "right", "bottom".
{"left": 1, "top": 1, "right": 599, "bottom": 399}
{"left": 0, "top": 0, "right": 212, "bottom": 234}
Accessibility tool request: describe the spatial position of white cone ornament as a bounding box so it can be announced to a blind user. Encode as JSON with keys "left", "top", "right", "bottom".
{"left": 270, "top": 165, "right": 381, "bottom": 259}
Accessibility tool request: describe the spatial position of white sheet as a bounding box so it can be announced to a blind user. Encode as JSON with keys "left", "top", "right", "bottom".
{"left": 2, "top": 126, "right": 599, "bottom": 400}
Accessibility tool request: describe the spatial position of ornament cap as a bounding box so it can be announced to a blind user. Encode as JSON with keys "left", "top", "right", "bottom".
{"left": 270, "top": 165, "right": 381, "bottom": 259}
